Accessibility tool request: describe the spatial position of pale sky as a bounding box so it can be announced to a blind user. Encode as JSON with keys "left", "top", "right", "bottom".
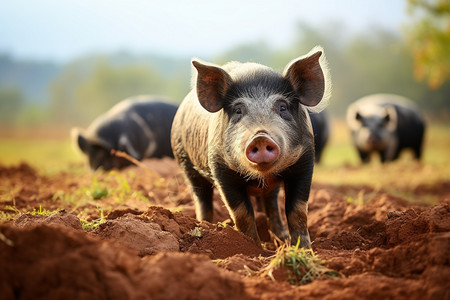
{"left": 0, "top": 0, "right": 409, "bottom": 62}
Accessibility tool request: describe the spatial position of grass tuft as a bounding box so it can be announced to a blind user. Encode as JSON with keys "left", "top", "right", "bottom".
{"left": 81, "top": 217, "right": 107, "bottom": 231}
{"left": 31, "top": 205, "right": 58, "bottom": 216}
{"left": 80, "top": 207, "right": 107, "bottom": 231}
{"left": 259, "top": 238, "right": 341, "bottom": 285}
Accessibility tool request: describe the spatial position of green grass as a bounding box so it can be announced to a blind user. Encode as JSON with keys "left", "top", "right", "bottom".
{"left": 30, "top": 205, "right": 59, "bottom": 216}
{"left": 52, "top": 171, "right": 149, "bottom": 207}
{"left": 0, "top": 137, "right": 84, "bottom": 175}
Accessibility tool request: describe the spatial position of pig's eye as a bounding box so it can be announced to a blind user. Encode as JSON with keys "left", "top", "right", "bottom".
{"left": 233, "top": 104, "right": 245, "bottom": 116}
{"left": 229, "top": 103, "right": 247, "bottom": 122}
{"left": 276, "top": 100, "right": 292, "bottom": 120}
{"left": 275, "top": 100, "right": 288, "bottom": 112}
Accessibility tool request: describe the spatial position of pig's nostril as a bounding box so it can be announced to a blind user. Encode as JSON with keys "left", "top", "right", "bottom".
{"left": 266, "top": 146, "right": 273, "bottom": 152}
{"left": 252, "top": 147, "right": 258, "bottom": 153}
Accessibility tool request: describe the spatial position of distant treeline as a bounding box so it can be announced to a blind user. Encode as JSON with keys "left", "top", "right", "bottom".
{"left": 0, "top": 22, "right": 449, "bottom": 128}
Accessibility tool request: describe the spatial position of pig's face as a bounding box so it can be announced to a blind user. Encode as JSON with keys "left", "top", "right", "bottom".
{"left": 83, "top": 143, "right": 131, "bottom": 171}
{"left": 192, "top": 46, "right": 331, "bottom": 180}
{"left": 351, "top": 106, "right": 396, "bottom": 152}
{"left": 72, "top": 129, "right": 132, "bottom": 171}
{"left": 220, "top": 80, "right": 310, "bottom": 180}
{"left": 85, "top": 144, "right": 114, "bottom": 170}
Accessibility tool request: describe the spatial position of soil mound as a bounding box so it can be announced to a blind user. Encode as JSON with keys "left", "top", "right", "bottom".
{"left": 182, "top": 223, "right": 266, "bottom": 259}
{"left": 13, "top": 210, "right": 82, "bottom": 230}
{"left": 93, "top": 214, "right": 179, "bottom": 256}
{"left": 0, "top": 224, "right": 248, "bottom": 300}
{"left": 385, "top": 202, "right": 450, "bottom": 246}
{"left": 309, "top": 189, "right": 411, "bottom": 250}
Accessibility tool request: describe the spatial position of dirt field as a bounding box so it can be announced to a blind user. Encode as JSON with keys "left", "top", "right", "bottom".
{"left": 1, "top": 157, "right": 449, "bottom": 300}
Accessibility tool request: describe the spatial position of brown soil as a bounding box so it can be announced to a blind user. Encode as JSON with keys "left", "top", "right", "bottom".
{"left": 0, "top": 158, "right": 449, "bottom": 299}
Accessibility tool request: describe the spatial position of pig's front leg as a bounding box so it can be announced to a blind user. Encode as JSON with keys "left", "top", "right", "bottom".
{"left": 260, "top": 187, "right": 290, "bottom": 241}
{"left": 212, "top": 164, "right": 260, "bottom": 245}
{"left": 283, "top": 153, "right": 314, "bottom": 249}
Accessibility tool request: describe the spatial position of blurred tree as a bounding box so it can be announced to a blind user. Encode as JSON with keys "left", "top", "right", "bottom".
{"left": 284, "top": 21, "right": 450, "bottom": 115}
{"left": 16, "top": 104, "right": 49, "bottom": 127}
{"left": 0, "top": 53, "right": 60, "bottom": 105}
{"left": 74, "top": 60, "right": 166, "bottom": 123}
{"left": 50, "top": 58, "right": 167, "bottom": 125}
{"left": 49, "top": 60, "right": 86, "bottom": 125}
{"left": 406, "top": 0, "right": 450, "bottom": 89}
{"left": 0, "top": 87, "right": 25, "bottom": 126}
{"left": 341, "top": 29, "right": 422, "bottom": 106}
{"left": 214, "top": 41, "right": 275, "bottom": 66}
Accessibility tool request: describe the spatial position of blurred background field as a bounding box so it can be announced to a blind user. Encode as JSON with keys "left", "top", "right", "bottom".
{"left": 314, "top": 119, "right": 450, "bottom": 204}
{"left": 0, "top": 0, "right": 448, "bottom": 203}
{"left": 0, "top": 118, "right": 448, "bottom": 206}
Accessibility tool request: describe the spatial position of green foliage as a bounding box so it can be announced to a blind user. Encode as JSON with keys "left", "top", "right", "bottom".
{"left": 406, "top": 0, "right": 450, "bottom": 88}
{"left": 87, "top": 177, "right": 109, "bottom": 200}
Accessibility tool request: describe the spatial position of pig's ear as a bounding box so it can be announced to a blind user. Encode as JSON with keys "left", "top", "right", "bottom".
{"left": 283, "top": 46, "right": 331, "bottom": 112}
{"left": 71, "top": 127, "right": 89, "bottom": 154}
{"left": 355, "top": 112, "right": 362, "bottom": 121}
{"left": 384, "top": 105, "right": 398, "bottom": 131}
{"left": 192, "top": 59, "right": 232, "bottom": 113}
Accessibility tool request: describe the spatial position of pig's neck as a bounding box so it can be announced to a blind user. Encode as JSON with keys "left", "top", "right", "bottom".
{"left": 246, "top": 174, "right": 283, "bottom": 196}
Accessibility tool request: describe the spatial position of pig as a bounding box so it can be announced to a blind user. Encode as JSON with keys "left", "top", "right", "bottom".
{"left": 309, "top": 109, "right": 330, "bottom": 163}
{"left": 346, "top": 94, "right": 425, "bottom": 163}
{"left": 171, "top": 46, "right": 331, "bottom": 248}
{"left": 72, "top": 95, "right": 178, "bottom": 171}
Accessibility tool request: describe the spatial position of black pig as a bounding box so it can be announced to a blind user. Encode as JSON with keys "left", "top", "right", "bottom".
{"left": 171, "top": 47, "right": 331, "bottom": 248}
{"left": 309, "top": 109, "right": 330, "bottom": 163}
{"left": 346, "top": 94, "right": 425, "bottom": 163}
{"left": 72, "top": 95, "right": 177, "bottom": 170}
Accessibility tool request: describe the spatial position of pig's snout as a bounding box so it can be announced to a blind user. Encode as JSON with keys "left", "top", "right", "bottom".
{"left": 245, "top": 134, "right": 280, "bottom": 165}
